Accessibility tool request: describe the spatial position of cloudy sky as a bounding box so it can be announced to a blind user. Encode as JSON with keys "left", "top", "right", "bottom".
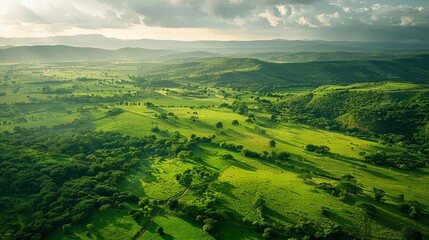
{"left": 0, "top": 0, "right": 428, "bottom": 41}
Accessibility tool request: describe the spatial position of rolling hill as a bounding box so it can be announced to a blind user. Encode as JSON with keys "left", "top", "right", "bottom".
{"left": 139, "top": 55, "right": 429, "bottom": 89}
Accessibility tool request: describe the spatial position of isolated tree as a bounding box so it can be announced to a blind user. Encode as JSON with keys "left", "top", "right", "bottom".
{"left": 254, "top": 196, "right": 265, "bottom": 208}
{"left": 232, "top": 120, "right": 240, "bottom": 126}
{"left": 336, "top": 181, "right": 362, "bottom": 196}
{"left": 269, "top": 140, "right": 276, "bottom": 147}
{"left": 144, "top": 102, "right": 154, "bottom": 107}
{"left": 151, "top": 126, "right": 160, "bottom": 133}
{"left": 216, "top": 122, "right": 223, "bottom": 129}
{"left": 222, "top": 154, "right": 235, "bottom": 160}
{"left": 305, "top": 144, "right": 317, "bottom": 152}
{"left": 373, "top": 188, "right": 386, "bottom": 202}
{"left": 156, "top": 226, "right": 165, "bottom": 236}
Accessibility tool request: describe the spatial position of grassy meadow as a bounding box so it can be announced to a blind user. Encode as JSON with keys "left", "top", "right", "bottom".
{"left": 0, "top": 61, "right": 428, "bottom": 240}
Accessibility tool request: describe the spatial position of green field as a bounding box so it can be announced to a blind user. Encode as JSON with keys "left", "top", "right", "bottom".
{"left": 0, "top": 60, "right": 428, "bottom": 240}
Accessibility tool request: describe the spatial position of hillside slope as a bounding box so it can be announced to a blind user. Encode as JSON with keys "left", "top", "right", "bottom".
{"left": 140, "top": 55, "right": 429, "bottom": 89}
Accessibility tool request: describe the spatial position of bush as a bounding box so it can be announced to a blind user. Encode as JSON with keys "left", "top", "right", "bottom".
{"left": 305, "top": 144, "right": 330, "bottom": 153}
{"left": 221, "top": 154, "right": 235, "bottom": 160}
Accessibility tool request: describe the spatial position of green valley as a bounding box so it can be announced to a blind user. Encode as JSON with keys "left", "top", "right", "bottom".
{"left": 0, "top": 56, "right": 428, "bottom": 240}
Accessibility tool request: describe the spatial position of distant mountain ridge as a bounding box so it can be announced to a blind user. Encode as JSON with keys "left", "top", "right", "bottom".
{"left": 1, "top": 34, "right": 428, "bottom": 53}
{"left": 0, "top": 45, "right": 178, "bottom": 62}
{"left": 0, "top": 45, "right": 427, "bottom": 63}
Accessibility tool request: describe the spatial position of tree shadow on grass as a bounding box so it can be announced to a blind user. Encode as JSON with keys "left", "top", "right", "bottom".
{"left": 151, "top": 222, "right": 176, "bottom": 240}
{"left": 324, "top": 209, "right": 354, "bottom": 227}
{"left": 357, "top": 195, "right": 429, "bottom": 233}
{"left": 326, "top": 153, "right": 404, "bottom": 182}
{"left": 190, "top": 156, "right": 222, "bottom": 171}
{"left": 211, "top": 181, "right": 237, "bottom": 199}
{"left": 160, "top": 233, "right": 175, "bottom": 240}
{"left": 360, "top": 168, "right": 397, "bottom": 181}
{"left": 324, "top": 153, "right": 378, "bottom": 172}
{"left": 265, "top": 207, "right": 293, "bottom": 225}
{"left": 265, "top": 134, "right": 300, "bottom": 148}
{"left": 232, "top": 160, "right": 257, "bottom": 172}
{"left": 285, "top": 155, "right": 334, "bottom": 177}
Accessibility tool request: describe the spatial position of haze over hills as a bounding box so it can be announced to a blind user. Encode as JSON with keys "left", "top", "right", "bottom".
{"left": 1, "top": 34, "right": 429, "bottom": 53}
{"left": 0, "top": 45, "right": 177, "bottom": 62}
{"left": 0, "top": 45, "right": 428, "bottom": 64}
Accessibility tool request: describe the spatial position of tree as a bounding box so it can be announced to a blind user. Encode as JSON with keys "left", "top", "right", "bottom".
{"left": 177, "top": 150, "right": 191, "bottom": 160}
{"left": 269, "top": 140, "right": 276, "bottom": 147}
{"left": 401, "top": 226, "right": 422, "bottom": 240}
{"left": 178, "top": 173, "right": 193, "bottom": 186}
{"left": 222, "top": 154, "right": 235, "bottom": 160}
{"left": 203, "top": 223, "right": 215, "bottom": 235}
{"left": 151, "top": 126, "right": 160, "bottom": 133}
{"left": 216, "top": 122, "right": 223, "bottom": 129}
{"left": 305, "top": 144, "right": 317, "bottom": 152}
{"left": 156, "top": 226, "right": 165, "bottom": 236}
{"left": 144, "top": 102, "right": 154, "bottom": 107}
{"left": 262, "top": 227, "right": 274, "bottom": 240}
{"left": 232, "top": 120, "right": 239, "bottom": 126}
{"left": 336, "top": 181, "right": 362, "bottom": 196}
{"left": 254, "top": 196, "right": 265, "bottom": 208}
{"left": 316, "top": 145, "right": 330, "bottom": 154}
{"left": 168, "top": 199, "right": 179, "bottom": 210}
{"left": 202, "top": 218, "right": 217, "bottom": 235}
{"left": 373, "top": 188, "right": 385, "bottom": 202}
{"left": 277, "top": 151, "right": 291, "bottom": 161}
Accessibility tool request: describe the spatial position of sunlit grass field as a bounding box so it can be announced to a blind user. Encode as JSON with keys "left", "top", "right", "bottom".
{"left": 1, "top": 62, "right": 428, "bottom": 239}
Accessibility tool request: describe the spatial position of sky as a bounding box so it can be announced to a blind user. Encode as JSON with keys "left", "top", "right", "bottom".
{"left": 0, "top": 0, "right": 428, "bottom": 41}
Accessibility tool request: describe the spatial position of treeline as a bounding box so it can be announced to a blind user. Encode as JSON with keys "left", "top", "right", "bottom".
{"left": 362, "top": 151, "right": 427, "bottom": 170}
{"left": 0, "top": 127, "right": 193, "bottom": 239}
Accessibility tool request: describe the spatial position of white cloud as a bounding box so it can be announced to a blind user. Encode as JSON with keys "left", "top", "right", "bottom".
{"left": 259, "top": 10, "right": 281, "bottom": 27}
{"left": 400, "top": 16, "right": 414, "bottom": 26}
{"left": 317, "top": 12, "right": 340, "bottom": 26}
{"left": 276, "top": 5, "right": 288, "bottom": 16}
{"left": 297, "top": 17, "right": 316, "bottom": 27}
{"left": 0, "top": 0, "right": 429, "bottom": 41}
